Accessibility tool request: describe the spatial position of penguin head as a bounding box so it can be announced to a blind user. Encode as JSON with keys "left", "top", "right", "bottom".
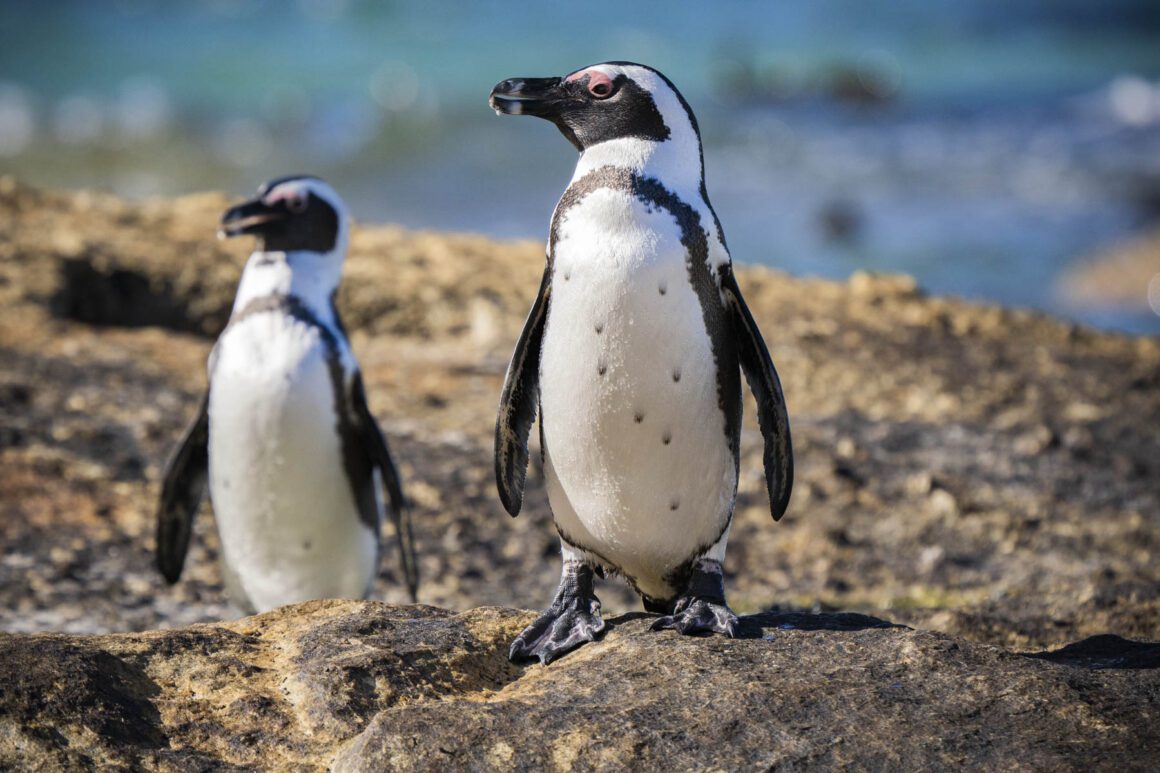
{"left": 489, "top": 62, "right": 700, "bottom": 156}
{"left": 220, "top": 175, "right": 349, "bottom": 257}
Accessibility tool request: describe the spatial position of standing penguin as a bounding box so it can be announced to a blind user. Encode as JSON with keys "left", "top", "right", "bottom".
{"left": 491, "top": 63, "right": 792, "bottom": 663}
{"left": 156, "top": 175, "right": 418, "bottom": 613}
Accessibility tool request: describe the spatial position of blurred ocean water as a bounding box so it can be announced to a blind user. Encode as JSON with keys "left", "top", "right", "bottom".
{"left": 1, "top": 0, "right": 1159, "bottom": 332}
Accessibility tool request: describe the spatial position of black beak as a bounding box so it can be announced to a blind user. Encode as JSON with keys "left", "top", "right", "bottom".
{"left": 489, "top": 76, "right": 568, "bottom": 117}
{"left": 218, "top": 197, "right": 288, "bottom": 240}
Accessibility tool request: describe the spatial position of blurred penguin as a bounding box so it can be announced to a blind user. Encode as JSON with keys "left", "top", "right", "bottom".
{"left": 156, "top": 175, "right": 418, "bottom": 613}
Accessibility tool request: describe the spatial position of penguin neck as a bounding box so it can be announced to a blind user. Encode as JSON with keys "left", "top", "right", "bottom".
{"left": 572, "top": 136, "right": 704, "bottom": 198}
{"left": 232, "top": 250, "right": 342, "bottom": 323}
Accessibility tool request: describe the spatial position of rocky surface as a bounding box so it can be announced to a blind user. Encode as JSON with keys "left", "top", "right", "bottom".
{"left": 0, "top": 178, "right": 1158, "bottom": 766}
{"left": 1057, "top": 227, "right": 1159, "bottom": 313}
{"left": 1, "top": 600, "right": 1157, "bottom": 771}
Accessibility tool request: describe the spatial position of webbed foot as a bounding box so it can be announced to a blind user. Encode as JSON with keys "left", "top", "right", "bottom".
{"left": 650, "top": 558, "right": 738, "bottom": 637}
{"left": 651, "top": 597, "right": 738, "bottom": 636}
{"left": 510, "top": 561, "right": 606, "bottom": 664}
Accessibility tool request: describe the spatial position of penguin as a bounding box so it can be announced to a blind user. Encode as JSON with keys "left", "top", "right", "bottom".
{"left": 155, "top": 175, "right": 418, "bottom": 613}
{"left": 490, "top": 62, "right": 793, "bottom": 663}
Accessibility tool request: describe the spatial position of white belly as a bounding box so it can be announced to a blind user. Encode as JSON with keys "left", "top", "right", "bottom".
{"left": 540, "top": 188, "right": 737, "bottom": 600}
{"left": 207, "top": 313, "right": 377, "bottom": 613}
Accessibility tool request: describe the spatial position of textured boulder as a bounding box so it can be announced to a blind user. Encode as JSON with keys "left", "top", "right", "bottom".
{"left": 2, "top": 178, "right": 1156, "bottom": 645}
{"left": 1, "top": 180, "right": 1158, "bottom": 768}
{"left": 1, "top": 601, "right": 1157, "bottom": 770}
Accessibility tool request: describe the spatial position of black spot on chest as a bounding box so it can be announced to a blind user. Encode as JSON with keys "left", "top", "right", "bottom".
{"left": 547, "top": 167, "right": 742, "bottom": 459}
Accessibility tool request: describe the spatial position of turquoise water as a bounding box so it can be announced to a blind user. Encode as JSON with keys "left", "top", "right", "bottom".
{"left": 2, "top": 1, "right": 1159, "bottom": 332}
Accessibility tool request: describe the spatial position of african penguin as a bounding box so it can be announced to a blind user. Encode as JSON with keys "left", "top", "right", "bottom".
{"left": 156, "top": 175, "right": 417, "bottom": 613}
{"left": 490, "top": 62, "right": 793, "bottom": 663}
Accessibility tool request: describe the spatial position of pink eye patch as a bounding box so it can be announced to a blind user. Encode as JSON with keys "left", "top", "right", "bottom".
{"left": 567, "top": 69, "right": 614, "bottom": 98}
{"left": 264, "top": 186, "right": 308, "bottom": 212}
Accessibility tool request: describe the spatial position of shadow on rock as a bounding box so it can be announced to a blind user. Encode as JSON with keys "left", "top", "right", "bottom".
{"left": 1026, "top": 634, "right": 1160, "bottom": 670}
{"left": 736, "top": 607, "right": 904, "bottom": 638}
{"left": 604, "top": 607, "right": 903, "bottom": 641}
{"left": 0, "top": 637, "right": 176, "bottom": 768}
{"left": 601, "top": 611, "right": 652, "bottom": 630}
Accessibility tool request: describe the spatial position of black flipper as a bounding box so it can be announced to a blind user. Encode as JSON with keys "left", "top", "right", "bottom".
{"left": 720, "top": 264, "right": 794, "bottom": 520}
{"left": 495, "top": 264, "right": 551, "bottom": 517}
{"left": 349, "top": 373, "right": 418, "bottom": 602}
{"left": 156, "top": 391, "right": 210, "bottom": 584}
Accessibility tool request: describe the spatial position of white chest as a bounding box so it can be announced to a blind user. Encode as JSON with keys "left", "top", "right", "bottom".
{"left": 539, "top": 188, "right": 737, "bottom": 594}
{"left": 207, "top": 313, "right": 377, "bottom": 612}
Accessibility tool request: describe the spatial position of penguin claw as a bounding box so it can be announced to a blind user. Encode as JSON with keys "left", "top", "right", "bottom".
{"left": 650, "top": 597, "right": 738, "bottom": 638}
{"left": 509, "top": 602, "right": 606, "bottom": 664}
{"left": 510, "top": 561, "right": 607, "bottom": 664}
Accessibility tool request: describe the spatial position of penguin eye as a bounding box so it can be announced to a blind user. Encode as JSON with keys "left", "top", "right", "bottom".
{"left": 286, "top": 193, "right": 308, "bottom": 213}
{"left": 586, "top": 72, "right": 615, "bottom": 100}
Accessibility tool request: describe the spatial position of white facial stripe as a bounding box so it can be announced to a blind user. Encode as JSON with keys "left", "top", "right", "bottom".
{"left": 582, "top": 64, "right": 697, "bottom": 141}
{"left": 586, "top": 64, "right": 620, "bottom": 79}
{"left": 621, "top": 67, "right": 687, "bottom": 129}
{"left": 568, "top": 63, "right": 705, "bottom": 193}
{"left": 255, "top": 178, "right": 351, "bottom": 263}
{"left": 263, "top": 182, "right": 309, "bottom": 209}
{"left": 261, "top": 179, "right": 343, "bottom": 213}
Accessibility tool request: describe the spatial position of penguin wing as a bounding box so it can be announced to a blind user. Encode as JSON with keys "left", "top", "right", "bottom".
{"left": 349, "top": 372, "right": 419, "bottom": 602}
{"left": 494, "top": 265, "right": 551, "bottom": 517}
{"left": 720, "top": 265, "right": 794, "bottom": 521}
{"left": 156, "top": 391, "right": 210, "bottom": 583}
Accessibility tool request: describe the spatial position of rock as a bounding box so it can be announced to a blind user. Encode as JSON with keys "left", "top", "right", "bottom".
{"left": 847, "top": 270, "right": 920, "bottom": 302}
{"left": 0, "top": 600, "right": 1156, "bottom": 770}
{"left": 1, "top": 181, "right": 1158, "bottom": 765}
{"left": 1056, "top": 228, "right": 1160, "bottom": 311}
{"left": 926, "top": 488, "right": 959, "bottom": 518}
{"left": 2, "top": 181, "right": 1158, "bottom": 641}
{"left": 1012, "top": 424, "right": 1056, "bottom": 456}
